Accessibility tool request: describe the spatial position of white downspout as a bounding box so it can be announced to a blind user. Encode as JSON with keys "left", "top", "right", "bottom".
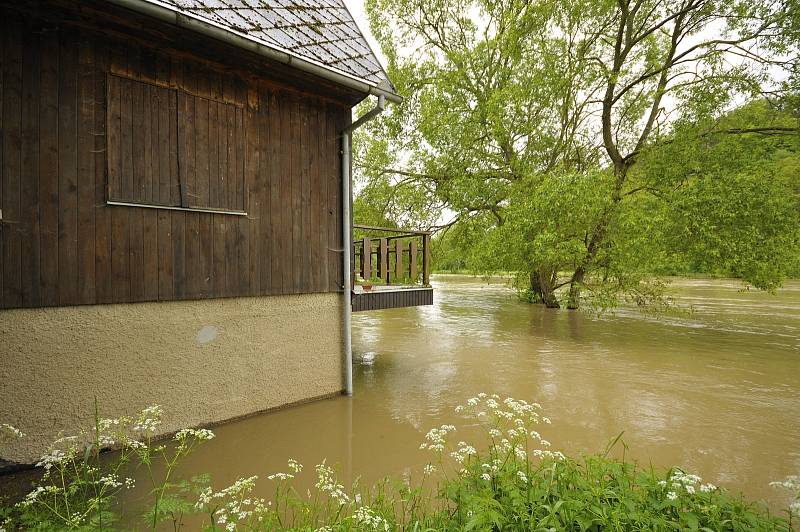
{"left": 341, "top": 94, "right": 386, "bottom": 396}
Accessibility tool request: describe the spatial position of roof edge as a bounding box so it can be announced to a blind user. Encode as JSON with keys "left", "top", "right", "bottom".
{"left": 104, "top": 0, "right": 403, "bottom": 104}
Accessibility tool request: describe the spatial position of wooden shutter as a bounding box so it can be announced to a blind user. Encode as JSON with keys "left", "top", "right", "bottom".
{"left": 107, "top": 74, "right": 179, "bottom": 206}
{"left": 178, "top": 92, "right": 245, "bottom": 212}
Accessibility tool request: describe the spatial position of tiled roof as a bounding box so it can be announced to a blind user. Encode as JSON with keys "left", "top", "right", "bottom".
{"left": 146, "top": 0, "right": 393, "bottom": 89}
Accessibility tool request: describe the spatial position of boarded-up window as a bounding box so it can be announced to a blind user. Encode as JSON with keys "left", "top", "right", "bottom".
{"left": 107, "top": 74, "right": 245, "bottom": 213}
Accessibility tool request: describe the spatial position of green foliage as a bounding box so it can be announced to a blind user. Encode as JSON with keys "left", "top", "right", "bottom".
{"left": 355, "top": 0, "right": 800, "bottom": 309}
{"left": 444, "top": 457, "right": 790, "bottom": 531}
{"left": 3, "top": 399, "right": 797, "bottom": 531}
{"left": 634, "top": 101, "right": 800, "bottom": 289}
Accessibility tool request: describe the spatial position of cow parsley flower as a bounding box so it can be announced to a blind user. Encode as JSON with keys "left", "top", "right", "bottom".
{"left": 36, "top": 449, "right": 74, "bottom": 471}
{"left": 352, "top": 506, "right": 390, "bottom": 531}
{"left": 133, "top": 405, "right": 163, "bottom": 433}
{"left": 0, "top": 424, "right": 25, "bottom": 440}
{"left": 99, "top": 474, "right": 123, "bottom": 489}
{"left": 770, "top": 476, "right": 800, "bottom": 491}
{"left": 667, "top": 491, "right": 678, "bottom": 500}
{"left": 315, "top": 463, "right": 350, "bottom": 505}
{"left": 267, "top": 472, "right": 294, "bottom": 481}
{"left": 175, "top": 428, "right": 215, "bottom": 442}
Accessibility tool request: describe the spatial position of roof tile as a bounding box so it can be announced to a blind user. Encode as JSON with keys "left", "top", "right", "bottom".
{"left": 143, "top": 0, "right": 392, "bottom": 87}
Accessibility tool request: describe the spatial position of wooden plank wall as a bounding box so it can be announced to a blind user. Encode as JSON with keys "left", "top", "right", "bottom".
{"left": 0, "top": 10, "right": 347, "bottom": 310}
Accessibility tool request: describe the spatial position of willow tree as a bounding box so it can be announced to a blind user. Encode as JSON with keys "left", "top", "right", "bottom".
{"left": 357, "top": 0, "right": 799, "bottom": 309}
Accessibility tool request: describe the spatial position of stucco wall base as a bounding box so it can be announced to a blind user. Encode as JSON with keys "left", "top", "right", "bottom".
{"left": 0, "top": 293, "right": 344, "bottom": 464}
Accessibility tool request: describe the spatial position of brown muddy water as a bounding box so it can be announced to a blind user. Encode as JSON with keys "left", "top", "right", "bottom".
{"left": 118, "top": 276, "right": 800, "bottom": 518}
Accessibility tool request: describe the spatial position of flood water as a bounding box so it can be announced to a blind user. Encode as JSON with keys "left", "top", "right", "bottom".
{"left": 122, "top": 275, "right": 800, "bottom": 517}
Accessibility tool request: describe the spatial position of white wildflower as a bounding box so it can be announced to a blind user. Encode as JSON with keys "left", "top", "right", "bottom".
{"left": 423, "top": 464, "right": 436, "bottom": 476}
{"left": 36, "top": 449, "right": 73, "bottom": 471}
{"left": 18, "top": 486, "right": 46, "bottom": 508}
{"left": 352, "top": 506, "right": 390, "bottom": 531}
{"left": 700, "top": 483, "right": 716, "bottom": 493}
{"left": 514, "top": 446, "right": 527, "bottom": 460}
{"left": 481, "top": 473, "right": 491, "bottom": 481}
{"left": 517, "top": 470, "right": 528, "bottom": 483}
{"left": 666, "top": 491, "right": 678, "bottom": 500}
{"left": 267, "top": 472, "right": 294, "bottom": 481}
{"left": 174, "top": 428, "right": 215, "bottom": 442}
{"left": 126, "top": 439, "right": 146, "bottom": 450}
{"left": 315, "top": 463, "right": 350, "bottom": 505}
{"left": 133, "top": 405, "right": 163, "bottom": 433}
{"left": 99, "top": 474, "right": 123, "bottom": 489}
{"left": 421, "top": 424, "right": 455, "bottom": 453}
{"left": 771, "top": 476, "right": 800, "bottom": 491}
{"left": 288, "top": 458, "right": 303, "bottom": 473}
{"left": 1, "top": 424, "right": 25, "bottom": 439}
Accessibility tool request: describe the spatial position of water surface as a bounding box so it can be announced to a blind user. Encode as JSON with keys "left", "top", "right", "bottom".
{"left": 125, "top": 275, "right": 800, "bottom": 515}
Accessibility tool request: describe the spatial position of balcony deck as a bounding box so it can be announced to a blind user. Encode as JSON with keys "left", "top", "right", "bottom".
{"left": 351, "top": 285, "right": 434, "bottom": 312}
{"left": 351, "top": 224, "right": 434, "bottom": 312}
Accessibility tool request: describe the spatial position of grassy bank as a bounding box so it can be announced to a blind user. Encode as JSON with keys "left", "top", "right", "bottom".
{"left": 2, "top": 396, "right": 797, "bottom": 530}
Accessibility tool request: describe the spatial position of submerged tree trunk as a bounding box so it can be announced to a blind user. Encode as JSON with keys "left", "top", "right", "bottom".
{"left": 566, "top": 163, "right": 629, "bottom": 310}
{"left": 567, "top": 267, "right": 585, "bottom": 310}
{"left": 530, "top": 271, "right": 560, "bottom": 308}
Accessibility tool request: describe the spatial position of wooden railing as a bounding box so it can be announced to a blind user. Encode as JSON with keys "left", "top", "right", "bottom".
{"left": 352, "top": 224, "right": 431, "bottom": 287}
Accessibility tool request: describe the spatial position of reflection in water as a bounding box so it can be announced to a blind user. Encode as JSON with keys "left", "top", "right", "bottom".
{"left": 122, "top": 276, "right": 800, "bottom": 517}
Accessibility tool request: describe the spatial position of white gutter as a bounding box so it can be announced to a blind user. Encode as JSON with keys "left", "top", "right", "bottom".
{"left": 104, "top": 0, "right": 403, "bottom": 104}
{"left": 341, "top": 94, "right": 385, "bottom": 396}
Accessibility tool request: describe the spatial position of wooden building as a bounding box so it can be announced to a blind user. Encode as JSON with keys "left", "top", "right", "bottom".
{"left": 0, "top": 0, "right": 428, "bottom": 467}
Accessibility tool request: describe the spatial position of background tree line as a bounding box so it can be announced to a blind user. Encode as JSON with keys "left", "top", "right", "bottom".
{"left": 354, "top": 0, "right": 800, "bottom": 310}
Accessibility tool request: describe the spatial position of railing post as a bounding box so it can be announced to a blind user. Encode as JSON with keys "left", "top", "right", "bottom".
{"left": 395, "top": 239, "right": 404, "bottom": 282}
{"left": 422, "top": 233, "right": 430, "bottom": 286}
{"left": 362, "top": 237, "right": 371, "bottom": 280}
{"left": 409, "top": 240, "right": 418, "bottom": 281}
{"left": 379, "top": 238, "right": 388, "bottom": 284}
{"left": 353, "top": 242, "right": 361, "bottom": 281}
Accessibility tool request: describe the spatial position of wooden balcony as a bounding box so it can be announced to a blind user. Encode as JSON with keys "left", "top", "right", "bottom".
{"left": 351, "top": 224, "right": 433, "bottom": 312}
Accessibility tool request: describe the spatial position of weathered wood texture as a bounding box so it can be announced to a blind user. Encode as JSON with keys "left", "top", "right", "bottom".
{"left": 0, "top": 6, "right": 347, "bottom": 309}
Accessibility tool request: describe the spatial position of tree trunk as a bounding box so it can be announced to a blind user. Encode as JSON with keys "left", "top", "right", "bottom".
{"left": 565, "top": 163, "right": 629, "bottom": 310}
{"left": 530, "top": 271, "right": 560, "bottom": 308}
{"left": 567, "top": 267, "right": 585, "bottom": 310}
